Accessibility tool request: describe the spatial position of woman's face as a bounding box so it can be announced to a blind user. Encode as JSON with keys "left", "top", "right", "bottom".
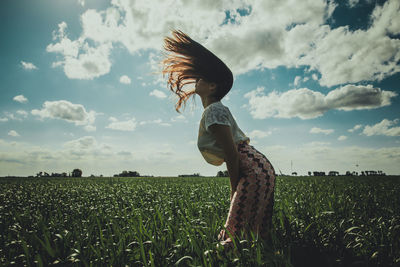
{"left": 195, "top": 78, "right": 216, "bottom": 97}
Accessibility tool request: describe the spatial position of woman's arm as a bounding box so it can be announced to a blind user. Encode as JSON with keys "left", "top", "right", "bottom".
{"left": 208, "top": 124, "right": 240, "bottom": 200}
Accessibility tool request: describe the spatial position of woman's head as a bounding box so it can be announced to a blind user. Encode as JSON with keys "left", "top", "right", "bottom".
{"left": 161, "top": 30, "right": 233, "bottom": 112}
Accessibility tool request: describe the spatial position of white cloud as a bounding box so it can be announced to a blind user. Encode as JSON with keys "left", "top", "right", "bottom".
{"left": 363, "top": 119, "right": 400, "bottom": 137}
{"left": 140, "top": 118, "right": 171, "bottom": 127}
{"left": 77, "top": 0, "right": 85, "bottom": 7}
{"left": 106, "top": 117, "right": 137, "bottom": 131}
{"left": 31, "top": 100, "right": 96, "bottom": 131}
{"left": 244, "top": 85, "right": 397, "bottom": 119}
{"left": 299, "top": 0, "right": 400, "bottom": 87}
{"left": 84, "top": 125, "right": 96, "bottom": 132}
{"left": 310, "top": 127, "right": 334, "bottom": 135}
{"left": 3, "top": 112, "right": 16, "bottom": 121}
{"left": 348, "top": 124, "right": 362, "bottom": 133}
{"left": 64, "top": 136, "right": 96, "bottom": 150}
{"left": 21, "top": 61, "right": 38, "bottom": 70}
{"left": 338, "top": 135, "right": 348, "bottom": 141}
{"left": 47, "top": 22, "right": 112, "bottom": 80}
{"left": 248, "top": 130, "right": 272, "bottom": 139}
{"left": 205, "top": 0, "right": 400, "bottom": 87}
{"left": 293, "top": 76, "right": 301, "bottom": 87}
{"left": 44, "top": 0, "right": 400, "bottom": 88}
{"left": 371, "top": 0, "right": 400, "bottom": 37}
{"left": 63, "top": 136, "right": 114, "bottom": 161}
{"left": 170, "top": 114, "right": 187, "bottom": 122}
{"left": 1, "top": 111, "right": 28, "bottom": 121}
{"left": 205, "top": 0, "right": 332, "bottom": 74}
{"left": 8, "top": 130, "right": 20, "bottom": 137}
{"left": 13, "top": 95, "right": 28, "bottom": 103}
{"left": 119, "top": 75, "right": 131, "bottom": 84}
{"left": 312, "top": 73, "right": 318, "bottom": 81}
{"left": 149, "top": 89, "right": 167, "bottom": 99}
{"left": 46, "top": 0, "right": 320, "bottom": 77}
{"left": 16, "top": 110, "right": 28, "bottom": 118}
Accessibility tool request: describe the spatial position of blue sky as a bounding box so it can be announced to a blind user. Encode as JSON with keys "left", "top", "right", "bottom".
{"left": 1, "top": 0, "right": 399, "bottom": 176}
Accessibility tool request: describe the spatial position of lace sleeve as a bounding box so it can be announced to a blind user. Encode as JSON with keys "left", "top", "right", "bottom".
{"left": 204, "top": 104, "right": 231, "bottom": 132}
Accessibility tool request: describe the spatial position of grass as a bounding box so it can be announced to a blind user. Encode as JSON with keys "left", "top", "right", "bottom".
{"left": 0, "top": 175, "right": 399, "bottom": 266}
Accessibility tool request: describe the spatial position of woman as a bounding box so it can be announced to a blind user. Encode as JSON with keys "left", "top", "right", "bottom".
{"left": 161, "top": 30, "right": 276, "bottom": 247}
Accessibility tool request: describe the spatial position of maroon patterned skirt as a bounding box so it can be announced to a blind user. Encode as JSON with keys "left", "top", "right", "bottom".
{"left": 218, "top": 142, "right": 276, "bottom": 244}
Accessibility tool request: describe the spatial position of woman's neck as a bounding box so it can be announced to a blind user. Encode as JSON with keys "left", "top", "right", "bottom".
{"left": 201, "top": 96, "right": 219, "bottom": 109}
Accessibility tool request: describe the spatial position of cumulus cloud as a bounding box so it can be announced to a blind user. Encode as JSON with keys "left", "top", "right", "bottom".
{"left": 106, "top": 117, "right": 137, "bottom": 131}
{"left": 310, "top": 127, "right": 334, "bottom": 135}
{"left": 244, "top": 85, "right": 397, "bottom": 119}
{"left": 13, "top": 95, "right": 28, "bottom": 103}
{"left": 8, "top": 130, "right": 20, "bottom": 137}
{"left": 119, "top": 75, "right": 131, "bottom": 84}
{"left": 140, "top": 118, "right": 171, "bottom": 127}
{"left": 348, "top": 124, "right": 363, "bottom": 133}
{"left": 47, "top": 22, "right": 112, "bottom": 80}
{"left": 16, "top": 110, "right": 28, "bottom": 118}
{"left": 1, "top": 111, "right": 28, "bottom": 121}
{"left": 64, "top": 136, "right": 96, "bottom": 150}
{"left": 45, "top": 0, "right": 327, "bottom": 78}
{"left": 363, "top": 119, "right": 400, "bottom": 136}
{"left": 149, "top": 89, "right": 167, "bottom": 99}
{"left": 21, "top": 61, "right": 38, "bottom": 70}
{"left": 59, "top": 136, "right": 114, "bottom": 162}
{"left": 248, "top": 130, "right": 272, "bottom": 139}
{"left": 44, "top": 0, "right": 400, "bottom": 88}
{"left": 31, "top": 100, "right": 96, "bottom": 131}
{"left": 205, "top": 0, "right": 400, "bottom": 86}
{"left": 298, "top": 0, "right": 400, "bottom": 86}
{"left": 204, "top": 0, "right": 332, "bottom": 74}
{"left": 338, "top": 135, "right": 348, "bottom": 141}
{"left": 45, "top": 0, "right": 400, "bottom": 88}
{"left": 2, "top": 113, "right": 16, "bottom": 121}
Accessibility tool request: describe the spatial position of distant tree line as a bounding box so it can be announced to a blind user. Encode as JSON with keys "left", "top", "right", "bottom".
{"left": 217, "top": 170, "right": 229, "bottom": 177}
{"left": 18, "top": 168, "right": 388, "bottom": 179}
{"left": 305, "top": 170, "right": 386, "bottom": 176}
{"left": 178, "top": 173, "right": 200, "bottom": 177}
{"left": 33, "top": 169, "right": 83, "bottom": 178}
{"left": 114, "top": 170, "right": 141, "bottom": 177}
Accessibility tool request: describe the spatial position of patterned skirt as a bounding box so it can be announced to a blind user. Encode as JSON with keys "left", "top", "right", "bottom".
{"left": 218, "top": 142, "right": 276, "bottom": 244}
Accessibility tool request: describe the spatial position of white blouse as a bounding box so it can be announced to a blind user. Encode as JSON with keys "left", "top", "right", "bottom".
{"left": 197, "top": 101, "right": 250, "bottom": 166}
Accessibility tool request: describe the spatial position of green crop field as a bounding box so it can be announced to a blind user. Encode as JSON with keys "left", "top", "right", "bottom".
{"left": 1, "top": 176, "right": 399, "bottom": 266}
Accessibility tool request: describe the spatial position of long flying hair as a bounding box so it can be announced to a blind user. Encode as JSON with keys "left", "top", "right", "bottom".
{"left": 161, "top": 30, "right": 233, "bottom": 112}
